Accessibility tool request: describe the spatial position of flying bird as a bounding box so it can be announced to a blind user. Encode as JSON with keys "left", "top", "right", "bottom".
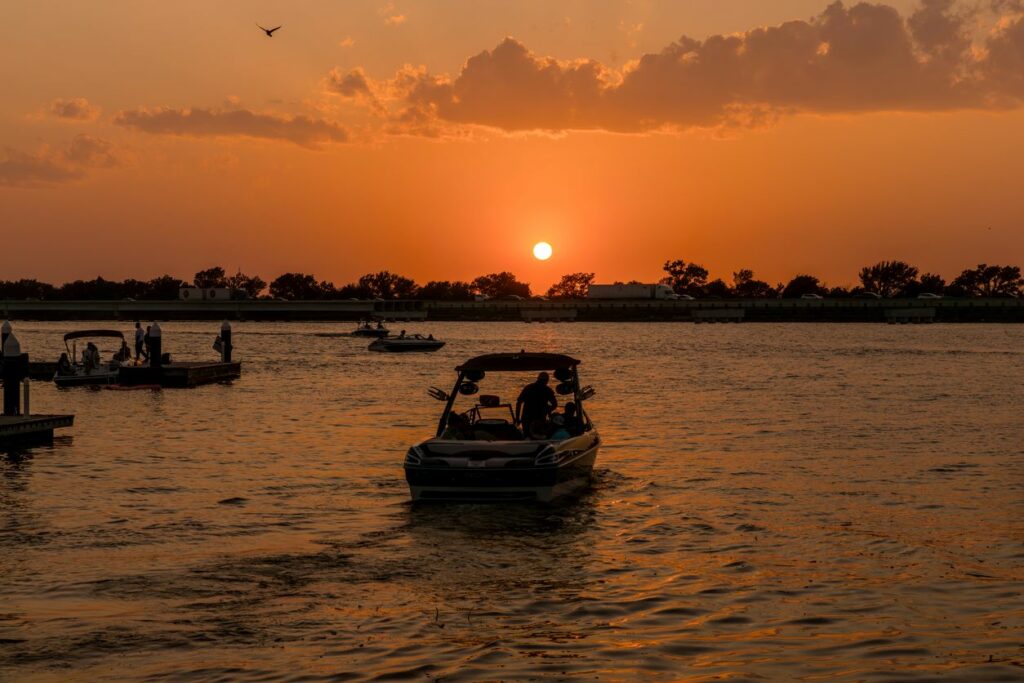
{"left": 257, "top": 23, "right": 281, "bottom": 37}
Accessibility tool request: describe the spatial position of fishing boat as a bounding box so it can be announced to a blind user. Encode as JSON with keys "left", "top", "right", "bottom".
{"left": 404, "top": 352, "right": 599, "bottom": 502}
{"left": 368, "top": 334, "right": 445, "bottom": 352}
{"left": 53, "top": 330, "right": 129, "bottom": 387}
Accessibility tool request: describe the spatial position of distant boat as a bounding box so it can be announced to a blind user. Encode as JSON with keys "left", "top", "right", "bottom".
{"left": 351, "top": 322, "right": 389, "bottom": 338}
{"left": 404, "top": 352, "right": 600, "bottom": 502}
{"left": 368, "top": 334, "right": 444, "bottom": 352}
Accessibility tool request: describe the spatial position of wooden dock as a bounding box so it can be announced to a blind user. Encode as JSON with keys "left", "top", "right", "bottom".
{"left": 28, "top": 361, "right": 57, "bottom": 380}
{"left": 118, "top": 361, "right": 242, "bottom": 388}
{"left": 0, "top": 414, "right": 74, "bottom": 448}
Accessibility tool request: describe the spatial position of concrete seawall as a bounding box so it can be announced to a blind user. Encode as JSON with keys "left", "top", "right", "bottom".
{"left": 2, "top": 297, "right": 1022, "bottom": 322}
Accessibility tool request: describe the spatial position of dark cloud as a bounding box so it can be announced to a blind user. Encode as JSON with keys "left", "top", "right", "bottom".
{"left": 325, "top": 67, "right": 385, "bottom": 114}
{"left": 359, "top": 1, "right": 1024, "bottom": 134}
{"left": 113, "top": 107, "right": 350, "bottom": 148}
{"left": 64, "top": 134, "right": 118, "bottom": 167}
{"left": 0, "top": 135, "right": 118, "bottom": 188}
{"left": 49, "top": 97, "right": 101, "bottom": 121}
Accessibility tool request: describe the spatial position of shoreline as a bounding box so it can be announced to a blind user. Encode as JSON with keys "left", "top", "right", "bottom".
{"left": 2, "top": 297, "right": 1023, "bottom": 322}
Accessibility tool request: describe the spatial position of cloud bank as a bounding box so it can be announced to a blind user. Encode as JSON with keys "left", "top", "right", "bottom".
{"left": 114, "top": 106, "right": 350, "bottom": 148}
{"left": 336, "top": 0, "right": 1024, "bottom": 134}
{"left": 1, "top": 135, "right": 118, "bottom": 188}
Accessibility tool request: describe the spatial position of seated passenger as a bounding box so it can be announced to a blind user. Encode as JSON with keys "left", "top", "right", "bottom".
{"left": 527, "top": 418, "right": 550, "bottom": 441}
{"left": 548, "top": 414, "right": 571, "bottom": 441}
{"left": 83, "top": 342, "right": 100, "bottom": 373}
{"left": 56, "top": 352, "right": 73, "bottom": 376}
{"left": 112, "top": 341, "right": 132, "bottom": 363}
{"left": 440, "top": 413, "right": 472, "bottom": 440}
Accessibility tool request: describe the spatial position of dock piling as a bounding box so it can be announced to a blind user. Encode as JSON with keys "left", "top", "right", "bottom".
{"left": 3, "top": 332, "right": 28, "bottom": 417}
{"left": 220, "top": 320, "right": 232, "bottom": 362}
{"left": 150, "top": 322, "right": 163, "bottom": 368}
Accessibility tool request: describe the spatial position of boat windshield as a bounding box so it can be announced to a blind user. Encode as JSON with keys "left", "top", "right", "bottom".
{"left": 439, "top": 368, "right": 585, "bottom": 441}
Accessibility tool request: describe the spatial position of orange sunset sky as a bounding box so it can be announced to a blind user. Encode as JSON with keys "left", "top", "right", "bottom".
{"left": 2, "top": 0, "right": 1023, "bottom": 291}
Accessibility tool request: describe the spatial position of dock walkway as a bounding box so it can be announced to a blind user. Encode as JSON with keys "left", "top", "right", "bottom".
{"left": 0, "top": 414, "right": 74, "bottom": 448}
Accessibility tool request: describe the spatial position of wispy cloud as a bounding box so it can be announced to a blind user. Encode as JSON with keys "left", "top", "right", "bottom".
{"left": 380, "top": 2, "right": 406, "bottom": 26}
{"left": 113, "top": 106, "right": 350, "bottom": 148}
{"left": 1, "top": 134, "right": 119, "bottom": 188}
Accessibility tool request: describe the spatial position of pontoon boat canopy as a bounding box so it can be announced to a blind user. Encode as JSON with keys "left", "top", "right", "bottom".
{"left": 63, "top": 330, "right": 125, "bottom": 342}
{"left": 456, "top": 352, "right": 580, "bottom": 372}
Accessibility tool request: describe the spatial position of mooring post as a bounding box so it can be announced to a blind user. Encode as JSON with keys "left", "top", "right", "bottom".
{"left": 22, "top": 378, "right": 30, "bottom": 416}
{"left": 150, "top": 322, "right": 163, "bottom": 369}
{"left": 220, "top": 320, "right": 232, "bottom": 363}
{"left": 3, "top": 332, "right": 28, "bottom": 416}
{"left": 1, "top": 320, "right": 10, "bottom": 351}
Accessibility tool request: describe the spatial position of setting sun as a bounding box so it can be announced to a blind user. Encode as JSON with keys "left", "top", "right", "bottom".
{"left": 533, "top": 242, "right": 553, "bottom": 261}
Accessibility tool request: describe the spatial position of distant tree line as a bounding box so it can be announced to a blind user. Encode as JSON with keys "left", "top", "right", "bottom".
{"left": 1, "top": 261, "right": 1021, "bottom": 301}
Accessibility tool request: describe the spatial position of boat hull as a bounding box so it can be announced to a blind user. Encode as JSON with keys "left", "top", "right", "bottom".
{"left": 369, "top": 339, "right": 445, "bottom": 353}
{"left": 53, "top": 369, "right": 120, "bottom": 387}
{"left": 405, "top": 435, "right": 598, "bottom": 503}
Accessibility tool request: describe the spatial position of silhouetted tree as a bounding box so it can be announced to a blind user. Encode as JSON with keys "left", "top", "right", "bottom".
{"left": 56, "top": 277, "right": 133, "bottom": 300}
{"left": 950, "top": 264, "right": 1022, "bottom": 297}
{"left": 704, "top": 278, "right": 732, "bottom": 298}
{"left": 918, "top": 273, "right": 946, "bottom": 295}
{"left": 858, "top": 261, "right": 919, "bottom": 298}
{"left": 661, "top": 259, "right": 709, "bottom": 297}
{"left": 356, "top": 271, "right": 419, "bottom": 299}
{"left": 225, "top": 270, "right": 267, "bottom": 299}
{"left": 335, "top": 283, "right": 373, "bottom": 299}
{"left": 473, "top": 272, "right": 531, "bottom": 298}
{"left": 546, "top": 272, "right": 595, "bottom": 299}
{"left": 0, "top": 279, "right": 58, "bottom": 300}
{"left": 419, "top": 280, "right": 475, "bottom": 301}
{"left": 781, "top": 274, "right": 826, "bottom": 298}
{"left": 732, "top": 269, "right": 776, "bottom": 298}
{"left": 193, "top": 266, "right": 228, "bottom": 288}
{"left": 143, "top": 275, "right": 188, "bottom": 300}
{"left": 269, "top": 272, "right": 335, "bottom": 300}
{"left": 827, "top": 286, "right": 851, "bottom": 298}
{"left": 901, "top": 272, "right": 946, "bottom": 297}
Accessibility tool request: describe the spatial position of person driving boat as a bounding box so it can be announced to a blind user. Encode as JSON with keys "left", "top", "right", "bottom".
{"left": 515, "top": 372, "right": 557, "bottom": 428}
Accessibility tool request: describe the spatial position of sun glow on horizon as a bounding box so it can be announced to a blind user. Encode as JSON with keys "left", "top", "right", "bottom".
{"left": 533, "top": 242, "right": 553, "bottom": 261}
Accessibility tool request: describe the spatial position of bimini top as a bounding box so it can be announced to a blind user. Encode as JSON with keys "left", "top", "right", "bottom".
{"left": 456, "top": 352, "right": 580, "bottom": 372}
{"left": 63, "top": 329, "right": 125, "bottom": 342}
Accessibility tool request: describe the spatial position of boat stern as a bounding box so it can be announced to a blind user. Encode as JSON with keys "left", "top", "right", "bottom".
{"left": 404, "top": 433, "right": 600, "bottom": 503}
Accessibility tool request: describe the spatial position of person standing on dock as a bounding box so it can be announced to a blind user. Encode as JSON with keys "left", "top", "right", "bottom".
{"left": 134, "top": 322, "right": 147, "bottom": 362}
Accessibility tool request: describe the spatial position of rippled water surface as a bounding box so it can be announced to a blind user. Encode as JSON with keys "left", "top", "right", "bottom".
{"left": 1, "top": 322, "right": 1023, "bottom": 681}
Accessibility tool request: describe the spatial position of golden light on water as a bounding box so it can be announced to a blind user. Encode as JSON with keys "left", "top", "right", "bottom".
{"left": 533, "top": 242, "right": 553, "bottom": 261}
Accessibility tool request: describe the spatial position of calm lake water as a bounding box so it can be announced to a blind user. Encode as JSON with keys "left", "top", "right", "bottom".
{"left": 1, "top": 322, "right": 1022, "bottom": 682}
